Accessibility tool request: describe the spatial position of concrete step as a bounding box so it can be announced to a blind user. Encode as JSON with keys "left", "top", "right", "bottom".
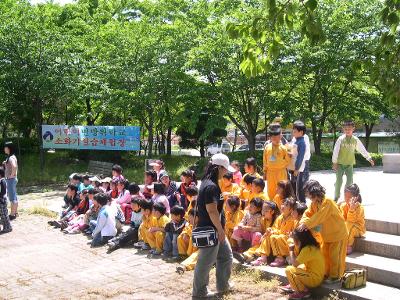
{"left": 354, "top": 231, "right": 400, "bottom": 259}
{"left": 346, "top": 252, "right": 400, "bottom": 288}
{"left": 365, "top": 219, "right": 400, "bottom": 235}
{"left": 233, "top": 261, "right": 400, "bottom": 300}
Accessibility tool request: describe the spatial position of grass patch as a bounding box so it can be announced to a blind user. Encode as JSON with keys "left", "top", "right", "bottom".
{"left": 232, "top": 268, "right": 281, "bottom": 292}
{"left": 27, "top": 206, "right": 58, "bottom": 218}
{"left": 16, "top": 149, "right": 383, "bottom": 187}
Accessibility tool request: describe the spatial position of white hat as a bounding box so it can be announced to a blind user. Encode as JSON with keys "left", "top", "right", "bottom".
{"left": 211, "top": 153, "right": 235, "bottom": 172}
{"left": 89, "top": 176, "right": 100, "bottom": 182}
{"left": 100, "top": 177, "right": 112, "bottom": 183}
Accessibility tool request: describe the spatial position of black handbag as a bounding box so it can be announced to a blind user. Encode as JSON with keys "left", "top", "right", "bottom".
{"left": 192, "top": 226, "right": 218, "bottom": 248}
{"left": 191, "top": 200, "right": 219, "bottom": 248}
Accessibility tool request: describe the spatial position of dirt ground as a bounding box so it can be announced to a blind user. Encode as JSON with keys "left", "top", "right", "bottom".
{"left": 0, "top": 190, "right": 287, "bottom": 300}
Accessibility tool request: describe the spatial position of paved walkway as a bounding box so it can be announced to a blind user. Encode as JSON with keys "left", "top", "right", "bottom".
{"left": 0, "top": 215, "right": 284, "bottom": 300}
{"left": 310, "top": 167, "right": 400, "bottom": 222}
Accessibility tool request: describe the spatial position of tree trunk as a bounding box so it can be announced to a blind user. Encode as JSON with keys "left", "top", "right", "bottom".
{"left": 1, "top": 124, "right": 7, "bottom": 139}
{"left": 166, "top": 126, "right": 172, "bottom": 156}
{"left": 147, "top": 114, "right": 154, "bottom": 157}
{"left": 365, "top": 123, "right": 374, "bottom": 150}
{"left": 248, "top": 132, "right": 256, "bottom": 156}
{"left": 232, "top": 128, "right": 238, "bottom": 151}
{"left": 311, "top": 121, "right": 321, "bottom": 155}
{"left": 85, "top": 99, "right": 94, "bottom": 125}
{"left": 332, "top": 124, "right": 337, "bottom": 150}
{"left": 35, "top": 97, "right": 45, "bottom": 171}
{"left": 200, "top": 139, "right": 205, "bottom": 158}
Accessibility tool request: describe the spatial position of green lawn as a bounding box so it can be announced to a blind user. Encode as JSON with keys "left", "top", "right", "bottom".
{"left": 15, "top": 150, "right": 382, "bottom": 187}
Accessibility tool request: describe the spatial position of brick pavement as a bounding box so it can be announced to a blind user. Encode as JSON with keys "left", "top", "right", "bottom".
{"left": 0, "top": 204, "right": 285, "bottom": 300}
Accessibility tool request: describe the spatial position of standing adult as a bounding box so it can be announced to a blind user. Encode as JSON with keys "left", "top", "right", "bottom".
{"left": 192, "top": 153, "right": 235, "bottom": 298}
{"left": 3, "top": 142, "right": 18, "bottom": 220}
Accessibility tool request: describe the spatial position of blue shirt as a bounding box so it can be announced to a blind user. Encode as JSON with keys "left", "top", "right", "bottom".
{"left": 295, "top": 136, "right": 306, "bottom": 171}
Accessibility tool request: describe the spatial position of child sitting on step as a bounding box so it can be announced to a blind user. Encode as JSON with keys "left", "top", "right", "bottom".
{"left": 232, "top": 198, "right": 263, "bottom": 252}
{"left": 251, "top": 198, "right": 295, "bottom": 266}
{"left": 281, "top": 228, "right": 325, "bottom": 299}
{"left": 340, "top": 184, "right": 365, "bottom": 255}
{"left": 269, "top": 198, "right": 296, "bottom": 267}
{"left": 225, "top": 196, "right": 245, "bottom": 248}
{"left": 237, "top": 201, "right": 280, "bottom": 264}
{"left": 298, "top": 180, "right": 348, "bottom": 283}
{"left": 273, "top": 180, "right": 295, "bottom": 212}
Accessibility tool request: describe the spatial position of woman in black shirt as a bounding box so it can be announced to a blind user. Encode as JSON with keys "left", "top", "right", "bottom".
{"left": 192, "top": 153, "right": 236, "bottom": 298}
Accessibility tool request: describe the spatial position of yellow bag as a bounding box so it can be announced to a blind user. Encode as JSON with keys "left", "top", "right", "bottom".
{"left": 341, "top": 269, "right": 367, "bottom": 289}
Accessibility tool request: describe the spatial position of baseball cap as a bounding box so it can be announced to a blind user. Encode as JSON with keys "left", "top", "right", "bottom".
{"left": 211, "top": 153, "right": 235, "bottom": 172}
{"left": 159, "top": 171, "right": 169, "bottom": 180}
{"left": 268, "top": 123, "right": 282, "bottom": 136}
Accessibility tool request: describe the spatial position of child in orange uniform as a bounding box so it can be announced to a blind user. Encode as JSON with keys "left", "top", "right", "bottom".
{"left": 240, "top": 157, "right": 262, "bottom": 188}
{"left": 298, "top": 180, "right": 348, "bottom": 283}
{"left": 225, "top": 196, "right": 245, "bottom": 248}
{"left": 250, "top": 178, "right": 269, "bottom": 202}
{"left": 274, "top": 180, "right": 295, "bottom": 211}
{"left": 146, "top": 203, "right": 170, "bottom": 256}
{"left": 263, "top": 124, "right": 291, "bottom": 199}
{"left": 220, "top": 172, "right": 241, "bottom": 202}
{"left": 340, "top": 184, "right": 365, "bottom": 255}
{"left": 281, "top": 228, "right": 325, "bottom": 299}
{"left": 184, "top": 186, "right": 198, "bottom": 221}
{"left": 135, "top": 200, "right": 154, "bottom": 250}
{"left": 239, "top": 174, "right": 255, "bottom": 209}
{"left": 251, "top": 198, "right": 295, "bottom": 266}
{"left": 177, "top": 208, "right": 198, "bottom": 272}
{"left": 269, "top": 198, "right": 297, "bottom": 267}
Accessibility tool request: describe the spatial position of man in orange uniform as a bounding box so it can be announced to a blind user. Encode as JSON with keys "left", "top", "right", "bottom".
{"left": 263, "top": 123, "right": 291, "bottom": 199}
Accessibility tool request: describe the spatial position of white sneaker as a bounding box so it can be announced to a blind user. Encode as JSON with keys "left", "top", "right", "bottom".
{"left": 134, "top": 241, "right": 144, "bottom": 248}
{"left": 141, "top": 243, "right": 151, "bottom": 250}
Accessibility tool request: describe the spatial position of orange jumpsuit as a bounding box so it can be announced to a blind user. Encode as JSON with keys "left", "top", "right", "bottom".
{"left": 255, "top": 213, "right": 295, "bottom": 257}
{"left": 146, "top": 215, "right": 170, "bottom": 252}
{"left": 225, "top": 209, "right": 245, "bottom": 245}
{"left": 263, "top": 144, "right": 290, "bottom": 199}
{"left": 340, "top": 202, "right": 366, "bottom": 247}
{"left": 285, "top": 246, "right": 325, "bottom": 292}
{"left": 301, "top": 198, "right": 348, "bottom": 279}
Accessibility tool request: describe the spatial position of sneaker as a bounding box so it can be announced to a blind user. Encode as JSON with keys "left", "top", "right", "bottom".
{"left": 141, "top": 243, "right": 151, "bottom": 251}
{"left": 232, "top": 252, "right": 246, "bottom": 264}
{"left": 134, "top": 241, "right": 144, "bottom": 248}
{"left": 251, "top": 256, "right": 267, "bottom": 266}
{"left": 270, "top": 257, "right": 286, "bottom": 267}
{"left": 152, "top": 250, "right": 162, "bottom": 255}
{"left": 280, "top": 284, "right": 294, "bottom": 293}
{"left": 347, "top": 246, "right": 353, "bottom": 255}
{"left": 107, "top": 241, "right": 118, "bottom": 253}
{"left": 47, "top": 220, "right": 56, "bottom": 226}
{"left": 176, "top": 266, "right": 185, "bottom": 275}
{"left": 289, "top": 290, "right": 311, "bottom": 299}
{"left": 0, "top": 228, "right": 12, "bottom": 235}
{"left": 9, "top": 215, "right": 16, "bottom": 221}
{"left": 218, "top": 282, "right": 234, "bottom": 294}
{"left": 167, "top": 256, "right": 181, "bottom": 263}
{"left": 324, "top": 277, "right": 340, "bottom": 284}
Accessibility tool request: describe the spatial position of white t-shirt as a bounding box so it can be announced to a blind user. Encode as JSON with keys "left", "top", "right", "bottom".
{"left": 292, "top": 134, "right": 311, "bottom": 161}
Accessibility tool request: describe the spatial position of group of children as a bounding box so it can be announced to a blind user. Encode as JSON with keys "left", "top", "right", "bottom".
{"left": 45, "top": 119, "right": 372, "bottom": 300}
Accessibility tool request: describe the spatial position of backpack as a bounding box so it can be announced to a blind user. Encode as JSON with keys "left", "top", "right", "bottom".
{"left": 341, "top": 269, "right": 367, "bottom": 289}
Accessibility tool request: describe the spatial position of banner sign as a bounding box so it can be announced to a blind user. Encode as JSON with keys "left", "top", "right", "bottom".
{"left": 42, "top": 125, "right": 140, "bottom": 151}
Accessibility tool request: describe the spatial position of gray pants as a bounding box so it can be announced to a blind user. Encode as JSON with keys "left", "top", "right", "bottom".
{"left": 192, "top": 237, "right": 233, "bottom": 297}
